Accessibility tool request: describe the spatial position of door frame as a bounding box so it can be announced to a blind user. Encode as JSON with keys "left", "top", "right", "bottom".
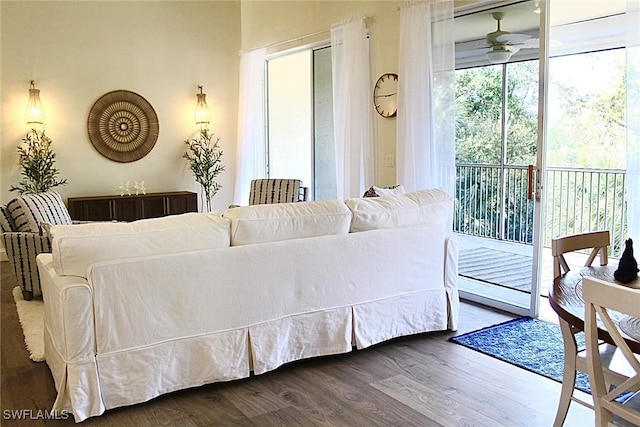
{"left": 527, "top": 0, "right": 550, "bottom": 319}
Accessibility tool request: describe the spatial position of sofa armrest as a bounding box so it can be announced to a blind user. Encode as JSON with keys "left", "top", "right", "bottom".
{"left": 37, "top": 254, "right": 95, "bottom": 361}
{"left": 37, "top": 254, "right": 104, "bottom": 421}
{"left": 2, "top": 231, "right": 51, "bottom": 297}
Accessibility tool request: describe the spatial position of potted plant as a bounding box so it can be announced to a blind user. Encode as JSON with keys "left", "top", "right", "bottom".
{"left": 10, "top": 128, "right": 67, "bottom": 194}
{"left": 183, "top": 128, "right": 225, "bottom": 212}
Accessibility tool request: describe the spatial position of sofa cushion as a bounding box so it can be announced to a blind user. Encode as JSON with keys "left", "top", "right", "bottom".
{"left": 345, "top": 187, "right": 453, "bottom": 232}
{"left": 6, "top": 191, "right": 72, "bottom": 233}
{"left": 223, "top": 199, "right": 352, "bottom": 246}
{"left": 50, "top": 212, "right": 230, "bottom": 278}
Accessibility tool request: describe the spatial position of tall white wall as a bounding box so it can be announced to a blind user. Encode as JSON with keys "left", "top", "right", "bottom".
{"left": 1, "top": 1, "right": 241, "bottom": 212}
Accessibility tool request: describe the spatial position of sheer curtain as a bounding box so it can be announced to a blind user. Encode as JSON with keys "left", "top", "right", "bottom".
{"left": 627, "top": 0, "right": 640, "bottom": 240}
{"left": 233, "top": 48, "right": 266, "bottom": 205}
{"left": 396, "top": 0, "right": 455, "bottom": 195}
{"left": 331, "top": 17, "right": 374, "bottom": 199}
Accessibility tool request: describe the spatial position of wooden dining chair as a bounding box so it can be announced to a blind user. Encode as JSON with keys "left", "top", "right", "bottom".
{"left": 583, "top": 276, "right": 640, "bottom": 426}
{"left": 550, "top": 230, "right": 625, "bottom": 427}
{"left": 552, "top": 230, "right": 610, "bottom": 279}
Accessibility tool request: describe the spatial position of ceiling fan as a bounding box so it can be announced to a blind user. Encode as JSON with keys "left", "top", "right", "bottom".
{"left": 484, "top": 11, "right": 538, "bottom": 63}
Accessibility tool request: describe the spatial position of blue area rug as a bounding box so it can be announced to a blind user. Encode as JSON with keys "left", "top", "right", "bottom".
{"left": 449, "top": 316, "right": 591, "bottom": 393}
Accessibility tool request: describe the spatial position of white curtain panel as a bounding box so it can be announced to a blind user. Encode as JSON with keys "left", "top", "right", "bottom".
{"left": 396, "top": 0, "right": 455, "bottom": 195}
{"left": 627, "top": 0, "right": 640, "bottom": 240}
{"left": 331, "top": 17, "right": 374, "bottom": 199}
{"left": 234, "top": 48, "right": 267, "bottom": 206}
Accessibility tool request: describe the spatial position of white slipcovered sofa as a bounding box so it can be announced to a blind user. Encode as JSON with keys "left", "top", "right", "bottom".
{"left": 37, "top": 188, "right": 459, "bottom": 422}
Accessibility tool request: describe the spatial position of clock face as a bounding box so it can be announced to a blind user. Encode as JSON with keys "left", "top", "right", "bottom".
{"left": 373, "top": 73, "right": 398, "bottom": 118}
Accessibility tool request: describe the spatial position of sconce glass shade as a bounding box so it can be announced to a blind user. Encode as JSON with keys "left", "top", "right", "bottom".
{"left": 194, "top": 85, "right": 211, "bottom": 126}
{"left": 26, "top": 80, "right": 45, "bottom": 125}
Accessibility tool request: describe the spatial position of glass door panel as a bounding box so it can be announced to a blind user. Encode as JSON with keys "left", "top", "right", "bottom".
{"left": 454, "top": 0, "right": 543, "bottom": 316}
{"left": 545, "top": 2, "right": 628, "bottom": 268}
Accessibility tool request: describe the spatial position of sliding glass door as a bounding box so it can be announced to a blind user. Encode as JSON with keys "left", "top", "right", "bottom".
{"left": 454, "top": 0, "right": 545, "bottom": 316}
{"left": 454, "top": 0, "right": 630, "bottom": 317}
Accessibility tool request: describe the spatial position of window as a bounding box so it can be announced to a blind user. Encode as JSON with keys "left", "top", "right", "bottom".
{"left": 455, "top": 59, "right": 539, "bottom": 243}
{"left": 455, "top": 61, "right": 538, "bottom": 166}
{"left": 546, "top": 49, "right": 626, "bottom": 170}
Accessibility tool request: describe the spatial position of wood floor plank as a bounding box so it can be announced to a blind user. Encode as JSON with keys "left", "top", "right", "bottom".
{"left": 218, "top": 377, "right": 291, "bottom": 419}
{"left": 372, "top": 374, "right": 499, "bottom": 427}
{"left": 247, "top": 405, "right": 328, "bottom": 427}
{"left": 382, "top": 342, "right": 555, "bottom": 426}
{"left": 292, "top": 358, "right": 437, "bottom": 427}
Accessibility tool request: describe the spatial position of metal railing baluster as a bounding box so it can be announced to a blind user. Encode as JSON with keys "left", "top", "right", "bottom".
{"left": 454, "top": 164, "right": 627, "bottom": 257}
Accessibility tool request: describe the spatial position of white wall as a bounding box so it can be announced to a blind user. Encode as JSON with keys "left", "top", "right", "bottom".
{"left": 1, "top": 1, "right": 241, "bottom": 212}
{"left": 240, "top": 0, "right": 400, "bottom": 187}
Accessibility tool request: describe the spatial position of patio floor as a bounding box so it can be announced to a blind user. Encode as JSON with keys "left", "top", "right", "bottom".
{"left": 455, "top": 232, "right": 610, "bottom": 298}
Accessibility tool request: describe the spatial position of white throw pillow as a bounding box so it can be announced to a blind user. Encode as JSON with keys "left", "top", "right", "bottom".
{"left": 51, "top": 212, "right": 230, "bottom": 277}
{"left": 223, "top": 199, "right": 352, "bottom": 246}
{"left": 373, "top": 185, "right": 406, "bottom": 196}
{"left": 345, "top": 187, "right": 453, "bottom": 232}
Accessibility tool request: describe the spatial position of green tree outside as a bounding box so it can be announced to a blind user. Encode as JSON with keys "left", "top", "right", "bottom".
{"left": 455, "top": 48, "right": 627, "bottom": 254}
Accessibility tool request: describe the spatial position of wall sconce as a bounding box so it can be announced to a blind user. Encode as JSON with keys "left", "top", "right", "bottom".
{"left": 194, "top": 85, "right": 211, "bottom": 128}
{"left": 26, "top": 80, "right": 46, "bottom": 126}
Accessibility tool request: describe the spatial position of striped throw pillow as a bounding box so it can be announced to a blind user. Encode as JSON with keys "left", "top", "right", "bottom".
{"left": 6, "top": 192, "right": 72, "bottom": 233}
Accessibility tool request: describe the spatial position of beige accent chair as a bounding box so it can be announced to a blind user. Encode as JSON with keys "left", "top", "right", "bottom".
{"left": 583, "top": 276, "right": 640, "bottom": 426}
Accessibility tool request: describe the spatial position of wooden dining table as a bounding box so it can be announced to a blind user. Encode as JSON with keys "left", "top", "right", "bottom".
{"left": 549, "top": 265, "right": 640, "bottom": 352}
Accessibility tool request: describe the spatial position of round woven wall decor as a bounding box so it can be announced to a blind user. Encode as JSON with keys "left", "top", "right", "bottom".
{"left": 87, "top": 90, "right": 159, "bottom": 163}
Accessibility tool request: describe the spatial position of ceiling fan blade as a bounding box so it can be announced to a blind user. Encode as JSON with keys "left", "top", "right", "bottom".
{"left": 495, "top": 33, "right": 531, "bottom": 45}
{"left": 517, "top": 38, "right": 563, "bottom": 49}
{"left": 519, "top": 38, "right": 540, "bottom": 49}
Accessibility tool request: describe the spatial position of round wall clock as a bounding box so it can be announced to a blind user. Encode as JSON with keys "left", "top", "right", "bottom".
{"left": 373, "top": 73, "right": 398, "bottom": 118}
{"left": 87, "top": 90, "right": 159, "bottom": 163}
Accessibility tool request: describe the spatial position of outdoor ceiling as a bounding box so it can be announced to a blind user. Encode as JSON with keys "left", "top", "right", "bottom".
{"left": 454, "top": 0, "right": 627, "bottom": 66}
{"left": 454, "top": 0, "right": 627, "bottom": 43}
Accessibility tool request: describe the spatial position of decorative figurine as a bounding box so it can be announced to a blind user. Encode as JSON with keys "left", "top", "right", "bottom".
{"left": 614, "top": 238, "right": 639, "bottom": 284}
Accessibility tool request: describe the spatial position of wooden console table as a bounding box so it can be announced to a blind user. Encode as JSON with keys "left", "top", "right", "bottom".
{"left": 67, "top": 191, "right": 198, "bottom": 222}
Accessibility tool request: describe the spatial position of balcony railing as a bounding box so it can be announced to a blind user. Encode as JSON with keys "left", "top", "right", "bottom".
{"left": 455, "top": 164, "right": 627, "bottom": 257}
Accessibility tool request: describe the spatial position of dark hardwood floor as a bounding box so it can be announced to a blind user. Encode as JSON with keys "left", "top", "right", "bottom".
{"left": 1, "top": 261, "right": 593, "bottom": 426}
